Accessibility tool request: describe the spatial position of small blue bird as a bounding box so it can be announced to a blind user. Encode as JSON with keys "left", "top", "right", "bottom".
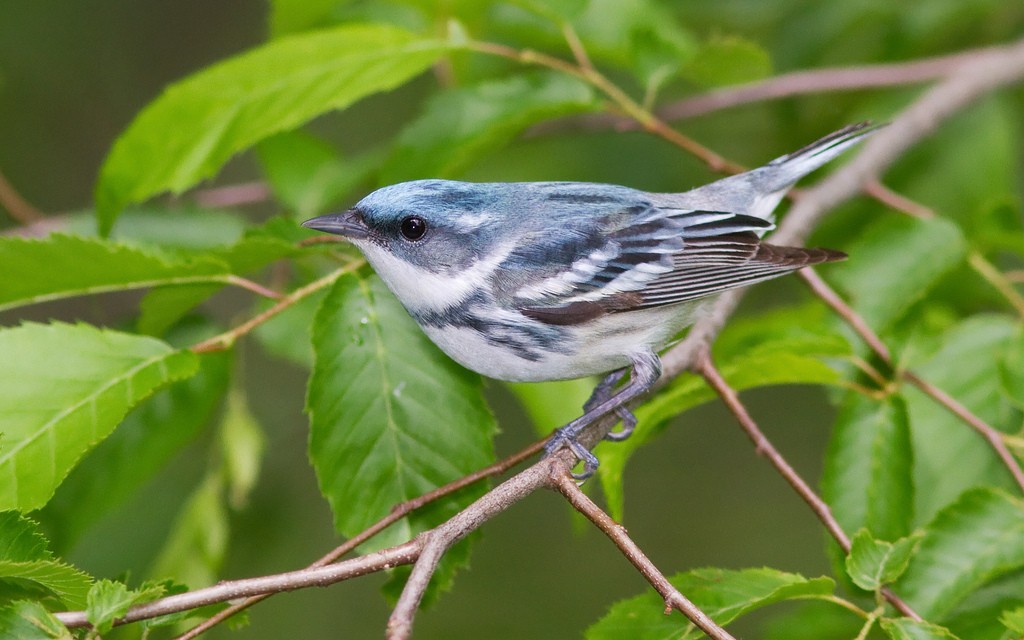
{"left": 304, "top": 122, "right": 878, "bottom": 477}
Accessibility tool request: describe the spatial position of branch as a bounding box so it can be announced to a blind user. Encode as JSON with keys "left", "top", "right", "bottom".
{"left": 693, "top": 351, "right": 923, "bottom": 622}
{"left": 0, "top": 168, "right": 45, "bottom": 224}
{"left": 56, "top": 542, "right": 421, "bottom": 628}
{"left": 176, "top": 439, "right": 547, "bottom": 639}
{"left": 551, "top": 473, "right": 736, "bottom": 640}
{"left": 800, "top": 269, "right": 1024, "bottom": 493}
{"left": 529, "top": 42, "right": 1019, "bottom": 135}
{"left": 189, "top": 262, "right": 362, "bottom": 354}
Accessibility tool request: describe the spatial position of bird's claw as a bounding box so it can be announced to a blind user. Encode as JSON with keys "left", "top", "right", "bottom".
{"left": 544, "top": 426, "right": 600, "bottom": 481}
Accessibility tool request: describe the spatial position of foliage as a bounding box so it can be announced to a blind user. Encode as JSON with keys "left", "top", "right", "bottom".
{"left": 1, "top": 0, "right": 1022, "bottom": 638}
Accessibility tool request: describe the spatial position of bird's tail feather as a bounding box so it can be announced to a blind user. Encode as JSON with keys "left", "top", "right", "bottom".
{"left": 760, "top": 121, "right": 885, "bottom": 193}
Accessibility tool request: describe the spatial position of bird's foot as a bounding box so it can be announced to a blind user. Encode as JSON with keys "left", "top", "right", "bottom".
{"left": 543, "top": 423, "right": 600, "bottom": 481}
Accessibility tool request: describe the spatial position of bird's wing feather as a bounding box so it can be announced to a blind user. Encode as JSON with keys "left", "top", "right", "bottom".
{"left": 517, "top": 205, "right": 843, "bottom": 326}
{"left": 512, "top": 206, "right": 774, "bottom": 303}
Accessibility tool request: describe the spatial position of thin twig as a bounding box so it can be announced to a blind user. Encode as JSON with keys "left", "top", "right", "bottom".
{"left": 551, "top": 472, "right": 737, "bottom": 640}
{"left": 529, "top": 44, "right": 1005, "bottom": 135}
{"left": 190, "top": 262, "right": 361, "bottom": 354}
{"left": 693, "top": 351, "right": 923, "bottom": 621}
{"left": 693, "top": 351, "right": 852, "bottom": 551}
{"left": 863, "top": 179, "right": 935, "bottom": 219}
{"left": 387, "top": 461, "right": 561, "bottom": 639}
{"left": 176, "top": 439, "right": 546, "bottom": 639}
{"left": 968, "top": 251, "right": 1024, "bottom": 319}
{"left": 799, "top": 269, "right": 1024, "bottom": 493}
{"left": 192, "top": 181, "right": 272, "bottom": 208}
{"left": 56, "top": 542, "right": 422, "bottom": 628}
{"left": 0, "top": 168, "right": 45, "bottom": 224}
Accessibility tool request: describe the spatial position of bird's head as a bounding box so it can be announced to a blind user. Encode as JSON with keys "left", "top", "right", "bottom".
{"left": 303, "top": 179, "right": 515, "bottom": 311}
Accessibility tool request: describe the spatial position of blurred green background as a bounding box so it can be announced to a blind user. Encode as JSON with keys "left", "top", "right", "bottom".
{"left": 2, "top": 1, "right": 1022, "bottom": 638}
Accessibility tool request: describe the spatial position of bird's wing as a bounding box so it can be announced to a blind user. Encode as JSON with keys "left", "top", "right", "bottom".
{"left": 516, "top": 206, "right": 842, "bottom": 326}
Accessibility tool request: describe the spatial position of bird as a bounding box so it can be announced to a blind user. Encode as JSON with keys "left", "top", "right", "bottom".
{"left": 303, "top": 122, "right": 880, "bottom": 478}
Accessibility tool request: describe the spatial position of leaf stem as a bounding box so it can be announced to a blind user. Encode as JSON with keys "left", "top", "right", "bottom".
{"left": 968, "top": 251, "right": 1024, "bottom": 319}
{"left": 190, "top": 262, "right": 362, "bottom": 354}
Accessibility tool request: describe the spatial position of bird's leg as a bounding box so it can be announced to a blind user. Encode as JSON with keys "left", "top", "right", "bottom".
{"left": 582, "top": 368, "right": 637, "bottom": 442}
{"left": 544, "top": 351, "right": 662, "bottom": 480}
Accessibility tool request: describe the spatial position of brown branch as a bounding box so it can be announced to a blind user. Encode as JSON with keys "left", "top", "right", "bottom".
{"left": 799, "top": 269, "right": 1024, "bottom": 493}
{"left": 189, "top": 262, "right": 361, "bottom": 354}
{"left": 693, "top": 351, "right": 923, "bottom": 621}
{"left": 54, "top": 35, "right": 1024, "bottom": 640}
{"left": 0, "top": 168, "right": 45, "bottom": 224}
{"left": 175, "top": 439, "right": 546, "bottom": 639}
{"left": 529, "top": 43, "right": 1011, "bottom": 136}
{"left": 56, "top": 542, "right": 422, "bottom": 628}
{"left": 192, "top": 181, "right": 272, "bottom": 208}
{"left": 551, "top": 473, "right": 736, "bottom": 640}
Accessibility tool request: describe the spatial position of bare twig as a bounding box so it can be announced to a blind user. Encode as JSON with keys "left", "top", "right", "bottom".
{"left": 800, "top": 269, "right": 1024, "bottom": 493}
{"left": 694, "top": 351, "right": 923, "bottom": 621}
{"left": 529, "top": 43, "right": 1012, "bottom": 135}
{"left": 693, "top": 351, "right": 851, "bottom": 551}
{"left": 968, "top": 252, "right": 1024, "bottom": 319}
{"left": 53, "top": 35, "right": 1024, "bottom": 640}
{"left": 189, "top": 262, "right": 362, "bottom": 354}
{"left": 176, "top": 439, "right": 546, "bottom": 639}
{"left": 863, "top": 179, "right": 935, "bottom": 219}
{"left": 192, "top": 181, "right": 272, "bottom": 208}
{"left": 0, "top": 168, "right": 45, "bottom": 224}
{"left": 551, "top": 473, "right": 736, "bottom": 640}
{"left": 56, "top": 542, "right": 422, "bottom": 628}
{"left": 387, "top": 460, "right": 560, "bottom": 639}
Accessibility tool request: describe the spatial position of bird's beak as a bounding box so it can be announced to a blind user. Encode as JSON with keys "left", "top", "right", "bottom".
{"left": 302, "top": 209, "right": 370, "bottom": 240}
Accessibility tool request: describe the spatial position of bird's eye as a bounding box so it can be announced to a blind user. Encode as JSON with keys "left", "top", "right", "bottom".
{"left": 400, "top": 216, "right": 427, "bottom": 241}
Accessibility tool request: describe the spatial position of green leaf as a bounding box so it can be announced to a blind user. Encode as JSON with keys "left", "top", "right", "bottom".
{"left": 821, "top": 393, "right": 914, "bottom": 542}
{"left": 96, "top": 23, "right": 454, "bottom": 234}
{"left": 1001, "top": 605, "right": 1024, "bottom": 634}
{"left": 0, "top": 234, "right": 227, "bottom": 313}
{"left": 507, "top": 377, "right": 596, "bottom": 437}
{"left": 586, "top": 568, "right": 834, "bottom": 640}
{"left": 762, "top": 601, "right": 863, "bottom": 640}
{"left": 137, "top": 227, "right": 299, "bottom": 336}
{"left": 880, "top": 618, "right": 960, "bottom": 640}
{"left": 268, "top": 0, "right": 347, "bottom": 37}
{"left": 829, "top": 215, "right": 967, "bottom": 333}
{"left": 86, "top": 579, "right": 165, "bottom": 635}
{"left": 568, "top": 0, "right": 698, "bottom": 81}
{"left": 0, "top": 601, "right": 72, "bottom": 640}
{"left": 307, "top": 273, "right": 497, "bottom": 546}
{"left": 64, "top": 205, "right": 248, "bottom": 250}
{"left": 0, "top": 323, "right": 199, "bottom": 511}
{"left": 381, "top": 71, "right": 598, "bottom": 183}
{"left": 903, "top": 315, "right": 1020, "bottom": 523}
{"left": 253, "top": 286, "right": 328, "bottom": 369}
{"left": 148, "top": 474, "right": 229, "bottom": 588}
{"left": 941, "top": 570, "right": 1024, "bottom": 640}
{"left": 41, "top": 339, "right": 229, "bottom": 549}
{"left": 998, "top": 324, "right": 1024, "bottom": 411}
{"left": 680, "top": 36, "right": 773, "bottom": 87}
{"left": 845, "top": 529, "right": 922, "bottom": 591}
{"left": 0, "top": 513, "right": 92, "bottom": 608}
{"left": 506, "top": 0, "right": 587, "bottom": 22}
{"left": 257, "top": 130, "right": 375, "bottom": 218}
{"left": 219, "top": 388, "right": 265, "bottom": 509}
{"left": 896, "top": 488, "right": 1024, "bottom": 620}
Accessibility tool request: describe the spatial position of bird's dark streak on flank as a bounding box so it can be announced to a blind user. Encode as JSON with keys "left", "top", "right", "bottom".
{"left": 409, "top": 290, "right": 570, "bottom": 362}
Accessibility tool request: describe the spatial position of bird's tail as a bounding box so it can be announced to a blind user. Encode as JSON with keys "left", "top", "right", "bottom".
{"left": 759, "top": 121, "right": 885, "bottom": 194}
